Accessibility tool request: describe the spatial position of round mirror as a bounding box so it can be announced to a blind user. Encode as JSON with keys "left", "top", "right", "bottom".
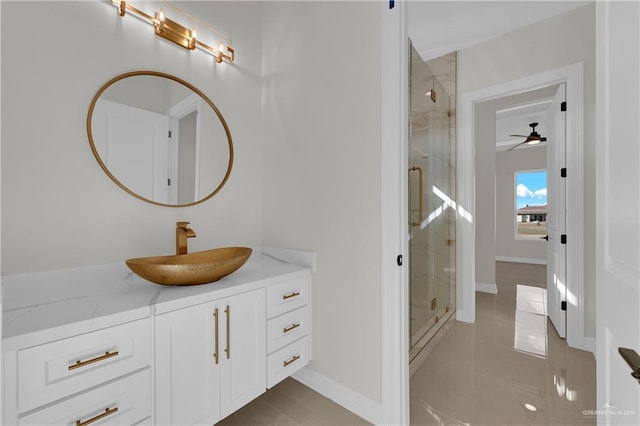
{"left": 87, "top": 71, "right": 233, "bottom": 207}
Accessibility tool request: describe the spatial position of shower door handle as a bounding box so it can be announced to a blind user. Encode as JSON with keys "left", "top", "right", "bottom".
{"left": 409, "top": 166, "right": 423, "bottom": 227}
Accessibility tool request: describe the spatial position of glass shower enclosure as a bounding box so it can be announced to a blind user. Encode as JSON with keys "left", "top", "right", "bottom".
{"left": 409, "top": 45, "right": 456, "bottom": 361}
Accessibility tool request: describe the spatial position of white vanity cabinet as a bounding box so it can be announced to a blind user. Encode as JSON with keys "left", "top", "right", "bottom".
{"left": 155, "top": 288, "right": 266, "bottom": 425}
{"left": 266, "top": 274, "right": 311, "bottom": 388}
{"left": 3, "top": 251, "right": 313, "bottom": 426}
{"left": 3, "top": 318, "right": 153, "bottom": 425}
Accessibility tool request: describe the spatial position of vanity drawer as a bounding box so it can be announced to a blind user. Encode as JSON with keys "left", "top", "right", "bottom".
{"left": 267, "top": 306, "right": 309, "bottom": 354}
{"left": 17, "top": 318, "right": 151, "bottom": 413}
{"left": 19, "top": 369, "right": 151, "bottom": 425}
{"left": 266, "top": 275, "right": 309, "bottom": 318}
{"left": 267, "top": 336, "right": 310, "bottom": 388}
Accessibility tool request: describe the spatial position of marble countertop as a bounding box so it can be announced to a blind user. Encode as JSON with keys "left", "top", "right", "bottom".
{"left": 1, "top": 248, "right": 314, "bottom": 348}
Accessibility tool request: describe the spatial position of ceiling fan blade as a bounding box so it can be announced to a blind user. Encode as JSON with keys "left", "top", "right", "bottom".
{"left": 507, "top": 141, "right": 528, "bottom": 151}
{"left": 509, "top": 122, "right": 547, "bottom": 147}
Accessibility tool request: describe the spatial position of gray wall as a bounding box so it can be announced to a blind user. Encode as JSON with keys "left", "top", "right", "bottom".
{"left": 474, "top": 88, "right": 554, "bottom": 287}
{"left": 260, "top": 2, "right": 383, "bottom": 404}
{"left": 496, "top": 146, "right": 547, "bottom": 262}
{"left": 473, "top": 103, "right": 497, "bottom": 288}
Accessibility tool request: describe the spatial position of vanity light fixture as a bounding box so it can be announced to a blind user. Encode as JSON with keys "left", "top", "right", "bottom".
{"left": 111, "top": 0, "right": 234, "bottom": 64}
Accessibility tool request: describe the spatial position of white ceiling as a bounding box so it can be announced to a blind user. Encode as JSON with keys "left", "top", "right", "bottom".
{"left": 408, "top": 1, "right": 591, "bottom": 61}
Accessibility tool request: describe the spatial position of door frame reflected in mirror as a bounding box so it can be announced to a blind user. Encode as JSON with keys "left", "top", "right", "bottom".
{"left": 86, "top": 70, "right": 233, "bottom": 208}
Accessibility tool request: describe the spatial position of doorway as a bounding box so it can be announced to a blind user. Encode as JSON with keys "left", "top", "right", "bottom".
{"left": 457, "top": 63, "right": 587, "bottom": 351}
{"left": 491, "top": 83, "right": 567, "bottom": 339}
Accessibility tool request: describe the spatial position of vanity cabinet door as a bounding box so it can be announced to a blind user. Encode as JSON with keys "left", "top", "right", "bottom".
{"left": 219, "top": 289, "right": 266, "bottom": 418}
{"left": 155, "top": 302, "right": 221, "bottom": 426}
{"left": 155, "top": 288, "right": 266, "bottom": 425}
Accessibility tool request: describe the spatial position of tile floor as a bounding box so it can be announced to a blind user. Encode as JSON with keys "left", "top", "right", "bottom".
{"left": 219, "top": 261, "right": 596, "bottom": 425}
{"left": 216, "top": 376, "right": 369, "bottom": 425}
{"left": 410, "top": 261, "right": 596, "bottom": 425}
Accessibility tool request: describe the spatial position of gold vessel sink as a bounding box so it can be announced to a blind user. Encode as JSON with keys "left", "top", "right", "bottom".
{"left": 126, "top": 247, "right": 252, "bottom": 286}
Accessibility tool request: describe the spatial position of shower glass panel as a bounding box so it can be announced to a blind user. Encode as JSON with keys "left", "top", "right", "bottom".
{"left": 409, "top": 45, "right": 456, "bottom": 361}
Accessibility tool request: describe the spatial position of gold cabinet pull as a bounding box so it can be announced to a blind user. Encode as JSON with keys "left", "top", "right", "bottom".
{"left": 282, "top": 291, "right": 300, "bottom": 300}
{"left": 68, "top": 351, "right": 119, "bottom": 371}
{"left": 213, "top": 308, "right": 219, "bottom": 364}
{"left": 283, "top": 323, "right": 301, "bottom": 333}
{"left": 75, "top": 407, "right": 118, "bottom": 426}
{"left": 283, "top": 355, "right": 300, "bottom": 367}
{"left": 224, "top": 305, "right": 230, "bottom": 359}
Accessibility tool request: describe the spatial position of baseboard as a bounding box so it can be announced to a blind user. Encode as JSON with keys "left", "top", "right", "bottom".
{"left": 292, "top": 366, "right": 382, "bottom": 425}
{"left": 410, "top": 312, "right": 455, "bottom": 376}
{"left": 476, "top": 282, "right": 498, "bottom": 294}
{"left": 496, "top": 256, "right": 547, "bottom": 265}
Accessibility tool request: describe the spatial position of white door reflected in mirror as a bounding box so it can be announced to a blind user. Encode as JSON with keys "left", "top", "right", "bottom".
{"left": 87, "top": 71, "right": 233, "bottom": 207}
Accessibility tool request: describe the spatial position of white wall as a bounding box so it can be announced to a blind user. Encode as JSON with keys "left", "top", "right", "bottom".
{"left": 495, "top": 146, "right": 547, "bottom": 262}
{"left": 1, "top": 1, "right": 264, "bottom": 274}
{"left": 458, "top": 3, "right": 595, "bottom": 337}
{"left": 260, "top": 1, "right": 383, "bottom": 407}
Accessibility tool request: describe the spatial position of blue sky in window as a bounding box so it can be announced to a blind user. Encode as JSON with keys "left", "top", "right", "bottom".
{"left": 516, "top": 170, "right": 547, "bottom": 208}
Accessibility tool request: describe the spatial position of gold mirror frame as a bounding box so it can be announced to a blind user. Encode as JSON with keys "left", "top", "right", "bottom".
{"left": 86, "top": 70, "right": 233, "bottom": 207}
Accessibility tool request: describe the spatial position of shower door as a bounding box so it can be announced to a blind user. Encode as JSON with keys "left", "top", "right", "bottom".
{"left": 409, "top": 45, "right": 456, "bottom": 360}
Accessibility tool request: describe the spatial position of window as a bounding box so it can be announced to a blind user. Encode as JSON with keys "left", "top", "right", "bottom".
{"left": 515, "top": 170, "right": 547, "bottom": 239}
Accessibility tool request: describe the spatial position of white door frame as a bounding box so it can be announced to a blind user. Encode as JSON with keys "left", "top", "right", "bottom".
{"left": 380, "top": 1, "right": 409, "bottom": 425}
{"left": 457, "top": 63, "right": 588, "bottom": 351}
{"left": 167, "top": 93, "right": 203, "bottom": 202}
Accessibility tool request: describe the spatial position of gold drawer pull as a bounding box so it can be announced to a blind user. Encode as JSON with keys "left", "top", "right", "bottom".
{"left": 69, "top": 351, "right": 119, "bottom": 371}
{"left": 283, "top": 354, "right": 300, "bottom": 367}
{"left": 76, "top": 407, "right": 118, "bottom": 426}
{"left": 282, "top": 291, "right": 300, "bottom": 300}
{"left": 283, "top": 323, "right": 301, "bottom": 333}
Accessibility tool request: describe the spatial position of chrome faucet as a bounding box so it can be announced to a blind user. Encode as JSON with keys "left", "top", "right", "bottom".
{"left": 176, "top": 221, "right": 196, "bottom": 255}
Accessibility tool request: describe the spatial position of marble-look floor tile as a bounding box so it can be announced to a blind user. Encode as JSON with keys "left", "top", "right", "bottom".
{"left": 280, "top": 392, "right": 371, "bottom": 425}
{"left": 217, "top": 397, "right": 285, "bottom": 426}
{"left": 217, "top": 377, "right": 370, "bottom": 426}
{"left": 410, "top": 261, "right": 596, "bottom": 426}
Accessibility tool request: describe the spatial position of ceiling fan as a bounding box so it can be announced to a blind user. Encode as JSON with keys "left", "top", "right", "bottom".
{"left": 508, "top": 122, "right": 547, "bottom": 151}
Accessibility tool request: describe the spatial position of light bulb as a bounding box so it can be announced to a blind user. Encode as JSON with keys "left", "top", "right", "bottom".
{"left": 189, "top": 28, "right": 197, "bottom": 50}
